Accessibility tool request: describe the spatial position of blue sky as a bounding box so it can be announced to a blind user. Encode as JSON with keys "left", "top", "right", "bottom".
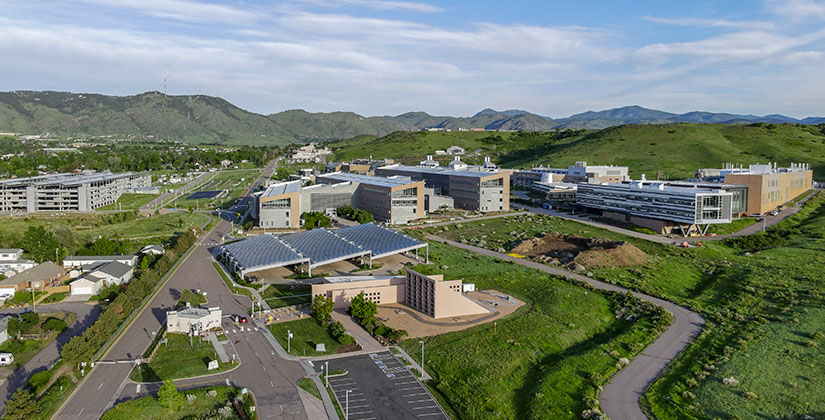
{"left": 1, "top": 0, "right": 824, "bottom": 118}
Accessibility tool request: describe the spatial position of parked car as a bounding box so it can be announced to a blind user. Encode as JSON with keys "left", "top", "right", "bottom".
{"left": 0, "top": 353, "right": 14, "bottom": 366}
{"left": 770, "top": 210, "right": 780, "bottom": 216}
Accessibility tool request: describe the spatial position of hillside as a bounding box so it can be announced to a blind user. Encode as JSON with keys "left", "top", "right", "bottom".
{"left": 3, "top": 91, "right": 823, "bottom": 146}
{"left": 330, "top": 123, "right": 825, "bottom": 180}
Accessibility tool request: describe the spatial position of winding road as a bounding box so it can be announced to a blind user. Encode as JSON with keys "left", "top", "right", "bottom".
{"left": 426, "top": 234, "right": 705, "bottom": 420}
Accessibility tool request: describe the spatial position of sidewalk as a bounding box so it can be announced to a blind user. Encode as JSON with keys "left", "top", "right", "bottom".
{"left": 207, "top": 332, "right": 230, "bottom": 363}
{"left": 390, "top": 346, "right": 432, "bottom": 380}
{"left": 330, "top": 311, "right": 384, "bottom": 353}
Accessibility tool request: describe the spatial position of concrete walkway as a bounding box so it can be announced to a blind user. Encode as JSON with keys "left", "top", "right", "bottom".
{"left": 427, "top": 234, "right": 704, "bottom": 420}
{"left": 207, "top": 333, "right": 230, "bottom": 363}
{"left": 390, "top": 346, "right": 432, "bottom": 381}
{"left": 296, "top": 386, "right": 330, "bottom": 420}
{"left": 331, "top": 311, "right": 384, "bottom": 353}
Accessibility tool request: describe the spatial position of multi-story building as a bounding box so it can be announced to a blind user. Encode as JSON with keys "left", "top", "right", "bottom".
{"left": 310, "top": 269, "right": 488, "bottom": 319}
{"left": 375, "top": 164, "right": 510, "bottom": 212}
{"left": 317, "top": 172, "right": 425, "bottom": 224}
{"left": 250, "top": 181, "right": 301, "bottom": 229}
{"left": 511, "top": 162, "right": 629, "bottom": 188}
{"left": 708, "top": 163, "right": 812, "bottom": 215}
{"left": 0, "top": 171, "right": 150, "bottom": 213}
{"left": 577, "top": 180, "right": 734, "bottom": 236}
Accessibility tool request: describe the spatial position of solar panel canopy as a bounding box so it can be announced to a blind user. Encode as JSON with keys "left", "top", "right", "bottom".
{"left": 221, "top": 234, "right": 307, "bottom": 273}
{"left": 335, "top": 223, "right": 427, "bottom": 258}
{"left": 280, "top": 229, "right": 368, "bottom": 268}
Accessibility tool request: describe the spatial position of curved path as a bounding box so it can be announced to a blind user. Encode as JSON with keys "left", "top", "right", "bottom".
{"left": 426, "top": 234, "right": 705, "bottom": 420}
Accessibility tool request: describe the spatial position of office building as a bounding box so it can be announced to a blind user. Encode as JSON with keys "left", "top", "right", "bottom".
{"left": 250, "top": 181, "right": 301, "bottom": 229}
{"left": 166, "top": 307, "right": 222, "bottom": 333}
{"left": 0, "top": 171, "right": 151, "bottom": 213}
{"left": 317, "top": 172, "right": 425, "bottom": 224}
{"left": 310, "top": 268, "right": 488, "bottom": 319}
{"left": 375, "top": 164, "right": 510, "bottom": 212}
{"left": 511, "top": 162, "right": 629, "bottom": 188}
{"left": 577, "top": 180, "right": 734, "bottom": 235}
{"left": 699, "top": 163, "right": 813, "bottom": 215}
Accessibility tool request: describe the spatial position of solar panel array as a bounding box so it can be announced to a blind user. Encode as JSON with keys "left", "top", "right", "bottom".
{"left": 186, "top": 190, "right": 223, "bottom": 200}
{"left": 221, "top": 224, "right": 426, "bottom": 274}
{"left": 280, "top": 229, "right": 368, "bottom": 265}
{"left": 335, "top": 223, "right": 426, "bottom": 258}
{"left": 221, "top": 234, "right": 307, "bottom": 271}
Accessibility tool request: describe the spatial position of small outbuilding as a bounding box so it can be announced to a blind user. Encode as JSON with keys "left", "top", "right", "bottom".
{"left": 166, "top": 307, "right": 222, "bottom": 333}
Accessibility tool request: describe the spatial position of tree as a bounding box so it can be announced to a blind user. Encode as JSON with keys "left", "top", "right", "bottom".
{"left": 328, "top": 320, "right": 346, "bottom": 339}
{"left": 4, "top": 388, "right": 40, "bottom": 420}
{"left": 310, "top": 294, "right": 334, "bottom": 322}
{"left": 158, "top": 379, "right": 184, "bottom": 412}
{"left": 301, "top": 212, "right": 331, "bottom": 229}
{"left": 22, "top": 225, "right": 60, "bottom": 263}
{"left": 275, "top": 168, "right": 290, "bottom": 180}
{"left": 349, "top": 291, "right": 377, "bottom": 321}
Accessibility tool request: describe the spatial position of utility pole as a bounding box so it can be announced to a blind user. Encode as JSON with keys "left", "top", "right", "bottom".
{"left": 325, "top": 361, "right": 329, "bottom": 387}
{"left": 287, "top": 329, "right": 292, "bottom": 353}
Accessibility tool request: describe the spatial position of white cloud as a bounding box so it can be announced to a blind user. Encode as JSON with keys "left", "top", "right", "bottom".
{"left": 76, "top": 0, "right": 263, "bottom": 24}
{"left": 299, "top": 0, "right": 444, "bottom": 13}
{"left": 642, "top": 16, "right": 775, "bottom": 30}
{"left": 766, "top": 0, "right": 825, "bottom": 20}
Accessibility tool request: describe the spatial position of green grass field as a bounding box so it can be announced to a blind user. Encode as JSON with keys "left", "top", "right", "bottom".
{"left": 396, "top": 240, "right": 666, "bottom": 419}
{"left": 262, "top": 284, "right": 311, "bottom": 308}
{"left": 97, "top": 193, "right": 159, "bottom": 211}
{"left": 102, "top": 385, "right": 241, "bottom": 420}
{"left": 166, "top": 169, "right": 261, "bottom": 210}
{"left": 130, "top": 333, "right": 234, "bottom": 382}
{"left": 41, "top": 291, "right": 68, "bottom": 304}
{"left": 706, "top": 217, "right": 757, "bottom": 235}
{"left": 297, "top": 377, "right": 322, "bottom": 400}
{"left": 267, "top": 318, "right": 342, "bottom": 357}
{"left": 211, "top": 261, "right": 253, "bottom": 297}
{"left": 419, "top": 192, "right": 825, "bottom": 420}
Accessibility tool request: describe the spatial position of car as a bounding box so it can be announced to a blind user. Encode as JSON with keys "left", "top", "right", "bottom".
{"left": 769, "top": 210, "right": 780, "bottom": 216}
{"left": 233, "top": 315, "right": 248, "bottom": 324}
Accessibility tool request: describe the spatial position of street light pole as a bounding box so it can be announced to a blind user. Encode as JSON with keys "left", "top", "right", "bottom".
{"left": 287, "top": 329, "right": 292, "bottom": 353}
{"left": 325, "top": 361, "right": 329, "bottom": 388}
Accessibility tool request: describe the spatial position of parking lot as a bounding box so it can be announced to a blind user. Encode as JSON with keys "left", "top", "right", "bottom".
{"left": 323, "top": 351, "right": 448, "bottom": 420}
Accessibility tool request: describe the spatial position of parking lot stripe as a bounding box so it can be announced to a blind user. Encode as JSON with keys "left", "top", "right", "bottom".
{"left": 407, "top": 399, "right": 434, "bottom": 403}
{"left": 416, "top": 413, "right": 446, "bottom": 417}
{"left": 402, "top": 392, "right": 429, "bottom": 397}
{"left": 394, "top": 381, "right": 419, "bottom": 385}
{"left": 349, "top": 405, "right": 371, "bottom": 409}
{"left": 398, "top": 386, "right": 421, "bottom": 391}
{"left": 350, "top": 411, "right": 373, "bottom": 415}
{"left": 413, "top": 406, "right": 440, "bottom": 410}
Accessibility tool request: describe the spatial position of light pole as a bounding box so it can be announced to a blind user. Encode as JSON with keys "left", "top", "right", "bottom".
{"left": 325, "top": 361, "right": 329, "bottom": 388}
{"left": 287, "top": 330, "right": 293, "bottom": 353}
{"left": 345, "top": 389, "right": 352, "bottom": 420}
{"left": 419, "top": 340, "right": 425, "bottom": 375}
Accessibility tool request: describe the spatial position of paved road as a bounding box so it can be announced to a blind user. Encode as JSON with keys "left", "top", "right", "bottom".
{"left": 0, "top": 302, "right": 101, "bottom": 414}
{"left": 428, "top": 234, "right": 705, "bottom": 420}
{"left": 54, "top": 161, "right": 310, "bottom": 420}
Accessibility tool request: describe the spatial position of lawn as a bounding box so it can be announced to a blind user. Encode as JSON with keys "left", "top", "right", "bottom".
{"left": 130, "top": 333, "right": 235, "bottom": 382}
{"left": 707, "top": 217, "right": 756, "bottom": 235}
{"left": 175, "top": 289, "right": 207, "bottom": 309}
{"left": 97, "top": 193, "right": 159, "bottom": 211}
{"left": 167, "top": 169, "right": 261, "bottom": 210}
{"left": 397, "top": 240, "right": 667, "bottom": 420}
{"left": 212, "top": 261, "right": 253, "bottom": 297}
{"left": 0, "top": 312, "right": 74, "bottom": 370}
{"left": 298, "top": 377, "right": 322, "bottom": 400}
{"left": 41, "top": 291, "right": 68, "bottom": 304}
{"left": 262, "top": 283, "right": 311, "bottom": 308}
{"left": 102, "top": 385, "right": 243, "bottom": 420}
{"left": 267, "top": 318, "right": 342, "bottom": 357}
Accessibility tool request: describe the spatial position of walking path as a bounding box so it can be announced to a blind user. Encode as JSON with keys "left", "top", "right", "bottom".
{"left": 426, "top": 234, "right": 705, "bottom": 420}
{"left": 331, "top": 311, "right": 384, "bottom": 353}
{"left": 206, "top": 333, "right": 230, "bottom": 363}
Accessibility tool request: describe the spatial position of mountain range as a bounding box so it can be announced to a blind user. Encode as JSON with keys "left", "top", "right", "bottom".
{"left": 0, "top": 91, "right": 822, "bottom": 145}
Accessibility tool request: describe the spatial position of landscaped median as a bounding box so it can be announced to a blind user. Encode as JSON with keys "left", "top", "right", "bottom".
{"left": 131, "top": 333, "right": 236, "bottom": 383}
{"left": 267, "top": 317, "right": 349, "bottom": 357}
{"left": 102, "top": 383, "right": 256, "bottom": 420}
{"left": 261, "top": 283, "right": 311, "bottom": 309}
{"left": 211, "top": 261, "right": 253, "bottom": 298}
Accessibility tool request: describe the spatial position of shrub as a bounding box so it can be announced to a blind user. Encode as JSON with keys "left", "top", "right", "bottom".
{"left": 27, "top": 370, "right": 53, "bottom": 394}
{"left": 158, "top": 379, "right": 184, "bottom": 412}
{"left": 328, "top": 321, "right": 346, "bottom": 339}
{"left": 338, "top": 334, "right": 355, "bottom": 345}
{"left": 744, "top": 391, "right": 758, "bottom": 400}
{"left": 723, "top": 376, "right": 740, "bottom": 386}
{"left": 42, "top": 317, "right": 68, "bottom": 333}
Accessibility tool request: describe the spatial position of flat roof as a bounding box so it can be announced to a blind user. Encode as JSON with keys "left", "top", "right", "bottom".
{"left": 320, "top": 172, "right": 420, "bottom": 188}
{"left": 379, "top": 164, "right": 500, "bottom": 178}
{"left": 0, "top": 171, "right": 140, "bottom": 188}
{"left": 582, "top": 181, "right": 732, "bottom": 196}
{"left": 325, "top": 275, "right": 401, "bottom": 284}
{"left": 262, "top": 181, "right": 301, "bottom": 198}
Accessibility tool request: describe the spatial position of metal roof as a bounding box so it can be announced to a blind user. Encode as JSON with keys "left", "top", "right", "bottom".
{"left": 320, "top": 172, "right": 419, "bottom": 188}
{"left": 280, "top": 228, "right": 369, "bottom": 268}
{"left": 0, "top": 171, "right": 139, "bottom": 188}
{"left": 334, "top": 223, "right": 427, "bottom": 259}
{"left": 262, "top": 181, "right": 301, "bottom": 198}
{"left": 221, "top": 234, "right": 308, "bottom": 273}
{"left": 94, "top": 261, "right": 133, "bottom": 278}
{"left": 379, "top": 164, "right": 499, "bottom": 178}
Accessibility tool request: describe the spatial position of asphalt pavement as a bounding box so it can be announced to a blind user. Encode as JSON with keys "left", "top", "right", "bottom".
{"left": 0, "top": 302, "right": 101, "bottom": 414}
{"left": 323, "top": 351, "right": 448, "bottom": 420}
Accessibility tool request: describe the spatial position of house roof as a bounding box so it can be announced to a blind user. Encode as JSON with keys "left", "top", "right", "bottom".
{"left": 138, "top": 245, "right": 164, "bottom": 254}
{"left": 0, "top": 249, "right": 23, "bottom": 254}
{"left": 0, "top": 262, "right": 62, "bottom": 285}
{"left": 94, "top": 261, "right": 133, "bottom": 278}
{"left": 64, "top": 255, "right": 136, "bottom": 262}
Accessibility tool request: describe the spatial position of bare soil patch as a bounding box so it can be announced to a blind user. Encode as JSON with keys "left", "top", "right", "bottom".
{"left": 512, "top": 233, "right": 648, "bottom": 268}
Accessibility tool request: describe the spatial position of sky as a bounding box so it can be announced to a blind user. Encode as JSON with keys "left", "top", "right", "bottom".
{"left": 1, "top": 0, "right": 824, "bottom": 118}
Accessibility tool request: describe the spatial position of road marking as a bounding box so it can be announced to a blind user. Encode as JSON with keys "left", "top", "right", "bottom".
{"left": 394, "top": 381, "right": 419, "bottom": 385}
{"left": 416, "top": 413, "right": 444, "bottom": 418}
{"left": 349, "top": 404, "right": 370, "bottom": 409}
{"left": 136, "top": 384, "right": 141, "bottom": 393}
{"left": 413, "top": 406, "right": 440, "bottom": 410}
{"left": 403, "top": 392, "right": 428, "bottom": 397}
{"left": 408, "top": 399, "right": 434, "bottom": 403}
{"left": 98, "top": 383, "right": 104, "bottom": 390}
{"left": 350, "top": 411, "right": 373, "bottom": 415}
{"left": 270, "top": 380, "right": 275, "bottom": 387}
{"left": 79, "top": 408, "right": 85, "bottom": 415}
{"left": 398, "top": 386, "right": 421, "bottom": 391}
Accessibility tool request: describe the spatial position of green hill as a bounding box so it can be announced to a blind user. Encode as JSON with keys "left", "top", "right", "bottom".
{"left": 329, "top": 123, "right": 825, "bottom": 180}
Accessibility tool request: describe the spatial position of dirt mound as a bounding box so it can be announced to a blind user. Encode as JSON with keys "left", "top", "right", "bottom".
{"left": 511, "top": 233, "right": 648, "bottom": 268}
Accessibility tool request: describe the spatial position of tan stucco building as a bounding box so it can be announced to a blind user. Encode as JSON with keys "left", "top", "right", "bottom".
{"left": 722, "top": 163, "right": 813, "bottom": 215}
{"left": 311, "top": 269, "right": 488, "bottom": 319}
